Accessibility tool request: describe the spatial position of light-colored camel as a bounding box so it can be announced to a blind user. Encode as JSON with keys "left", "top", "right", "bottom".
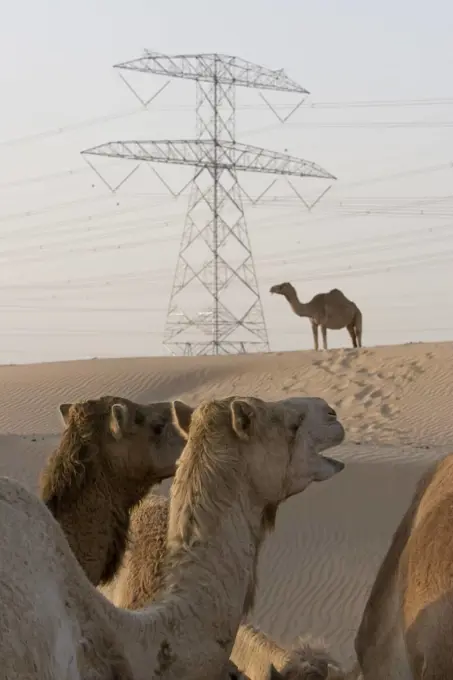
{"left": 0, "top": 474, "right": 246, "bottom": 680}
{"left": 0, "top": 394, "right": 345, "bottom": 679}
{"left": 354, "top": 453, "right": 453, "bottom": 679}
{"left": 270, "top": 282, "right": 362, "bottom": 351}
{"left": 230, "top": 624, "right": 346, "bottom": 679}
{"left": 96, "top": 399, "right": 345, "bottom": 679}
{"left": 100, "top": 497, "right": 346, "bottom": 680}
{"left": 39, "top": 395, "right": 186, "bottom": 587}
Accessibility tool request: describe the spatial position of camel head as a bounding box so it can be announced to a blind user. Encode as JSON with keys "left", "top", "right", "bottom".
{"left": 171, "top": 394, "right": 345, "bottom": 510}
{"left": 280, "top": 636, "right": 347, "bottom": 679}
{"left": 269, "top": 282, "right": 294, "bottom": 297}
{"left": 53, "top": 396, "right": 192, "bottom": 490}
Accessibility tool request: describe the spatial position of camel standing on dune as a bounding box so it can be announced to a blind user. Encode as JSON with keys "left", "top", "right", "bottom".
{"left": 270, "top": 282, "right": 362, "bottom": 351}
{"left": 39, "top": 396, "right": 186, "bottom": 586}
{"left": 354, "top": 453, "right": 453, "bottom": 679}
{"left": 4, "top": 393, "right": 345, "bottom": 679}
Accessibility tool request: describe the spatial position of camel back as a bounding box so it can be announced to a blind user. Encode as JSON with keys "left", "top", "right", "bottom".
{"left": 355, "top": 456, "right": 448, "bottom": 659}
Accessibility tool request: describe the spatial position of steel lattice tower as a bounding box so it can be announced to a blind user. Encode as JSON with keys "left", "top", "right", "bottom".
{"left": 82, "top": 52, "right": 335, "bottom": 356}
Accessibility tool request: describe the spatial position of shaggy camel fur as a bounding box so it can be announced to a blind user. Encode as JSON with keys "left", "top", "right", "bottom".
{"left": 270, "top": 282, "right": 362, "bottom": 350}
{"left": 3, "top": 394, "right": 344, "bottom": 679}
{"left": 99, "top": 492, "right": 169, "bottom": 607}
{"left": 354, "top": 453, "right": 453, "bottom": 679}
{"left": 100, "top": 498, "right": 345, "bottom": 680}
{"left": 39, "top": 395, "right": 186, "bottom": 586}
{"left": 230, "top": 624, "right": 346, "bottom": 679}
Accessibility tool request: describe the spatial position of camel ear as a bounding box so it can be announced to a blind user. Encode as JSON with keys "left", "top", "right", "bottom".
{"left": 266, "top": 664, "right": 283, "bottom": 680}
{"left": 58, "top": 403, "right": 72, "bottom": 427}
{"left": 171, "top": 400, "right": 193, "bottom": 440}
{"left": 109, "top": 403, "right": 130, "bottom": 441}
{"left": 230, "top": 399, "right": 255, "bottom": 441}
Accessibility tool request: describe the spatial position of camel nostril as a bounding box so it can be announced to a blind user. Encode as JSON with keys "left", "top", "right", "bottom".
{"left": 328, "top": 407, "right": 337, "bottom": 418}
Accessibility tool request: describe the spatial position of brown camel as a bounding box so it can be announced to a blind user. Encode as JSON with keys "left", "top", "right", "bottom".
{"left": 39, "top": 395, "right": 186, "bottom": 586}
{"left": 270, "top": 282, "right": 362, "bottom": 351}
{"left": 11, "top": 393, "right": 345, "bottom": 678}
{"left": 354, "top": 453, "right": 453, "bottom": 679}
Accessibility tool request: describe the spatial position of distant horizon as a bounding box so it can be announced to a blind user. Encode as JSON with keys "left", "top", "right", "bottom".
{"left": 1, "top": 338, "right": 451, "bottom": 368}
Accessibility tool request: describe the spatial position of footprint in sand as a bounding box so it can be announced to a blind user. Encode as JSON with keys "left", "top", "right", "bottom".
{"left": 380, "top": 404, "right": 392, "bottom": 417}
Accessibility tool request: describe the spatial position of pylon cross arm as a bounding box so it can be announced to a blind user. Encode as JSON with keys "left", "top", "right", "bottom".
{"left": 114, "top": 52, "right": 309, "bottom": 94}
{"left": 81, "top": 140, "right": 335, "bottom": 180}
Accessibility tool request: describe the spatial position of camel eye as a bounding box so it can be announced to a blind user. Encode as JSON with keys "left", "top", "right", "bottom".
{"left": 134, "top": 410, "right": 145, "bottom": 426}
{"left": 290, "top": 416, "right": 304, "bottom": 434}
{"left": 152, "top": 422, "right": 164, "bottom": 436}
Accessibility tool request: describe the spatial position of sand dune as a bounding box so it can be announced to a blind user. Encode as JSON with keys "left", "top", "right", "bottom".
{"left": 1, "top": 341, "right": 453, "bottom": 665}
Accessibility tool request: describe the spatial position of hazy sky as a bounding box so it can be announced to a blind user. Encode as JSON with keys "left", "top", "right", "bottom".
{"left": 0, "top": 0, "right": 452, "bottom": 363}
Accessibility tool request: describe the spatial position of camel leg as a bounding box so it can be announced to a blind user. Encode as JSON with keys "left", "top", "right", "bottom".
{"left": 321, "top": 325, "right": 328, "bottom": 350}
{"left": 346, "top": 323, "right": 357, "bottom": 348}
{"left": 354, "top": 309, "right": 363, "bottom": 348}
{"left": 311, "top": 321, "right": 319, "bottom": 351}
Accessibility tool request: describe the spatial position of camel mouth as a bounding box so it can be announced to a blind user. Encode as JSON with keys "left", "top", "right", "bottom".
{"left": 311, "top": 453, "right": 345, "bottom": 483}
{"left": 333, "top": 419, "right": 346, "bottom": 443}
{"left": 319, "top": 419, "right": 346, "bottom": 449}
{"left": 320, "top": 454, "right": 345, "bottom": 473}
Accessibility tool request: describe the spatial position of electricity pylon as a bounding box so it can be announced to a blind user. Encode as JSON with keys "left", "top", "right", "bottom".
{"left": 82, "top": 52, "right": 335, "bottom": 356}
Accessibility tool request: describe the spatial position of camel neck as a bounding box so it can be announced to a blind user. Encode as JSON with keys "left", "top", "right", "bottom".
{"left": 56, "top": 475, "right": 128, "bottom": 587}
{"left": 107, "top": 494, "right": 267, "bottom": 679}
{"left": 165, "top": 495, "right": 264, "bottom": 638}
{"left": 283, "top": 288, "right": 309, "bottom": 317}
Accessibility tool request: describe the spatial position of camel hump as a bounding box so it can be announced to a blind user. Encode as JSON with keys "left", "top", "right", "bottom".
{"left": 327, "top": 288, "right": 351, "bottom": 303}
{"left": 310, "top": 292, "right": 328, "bottom": 305}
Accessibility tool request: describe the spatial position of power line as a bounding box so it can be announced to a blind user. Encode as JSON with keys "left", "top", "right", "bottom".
{"left": 2, "top": 95, "right": 453, "bottom": 147}
{"left": 1, "top": 191, "right": 449, "bottom": 247}
{"left": 0, "top": 192, "right": 174, "bottom": 225}
{"left": 0, "top": 242, "right": 450, "bottom": 302}
{"left": 0, "top": 325, "right": 452, "bottom": 339}
{"left": 0, "top": 203, "right": 451, "bottom": 272}
{"left": 0, "top": 190, "right": 450, "bottom": 272}
{"left": 0, "top": 214, "right": 450, "bottom": 271}
{"left": 286, "top": 121, "right": 453, "bottom": 129}
{"left": 0, "top": 173, "right": 450, "bottom": 248}
{"left": 1, "top": 294, "right": 452, "bottom": 314}
{"left": 0, "top": 166, "right": 92, "bottom": 190}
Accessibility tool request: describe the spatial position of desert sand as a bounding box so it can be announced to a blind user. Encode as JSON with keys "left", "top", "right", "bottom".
{"left": 1, "top": 341, "right": 453, "bottom": 667}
